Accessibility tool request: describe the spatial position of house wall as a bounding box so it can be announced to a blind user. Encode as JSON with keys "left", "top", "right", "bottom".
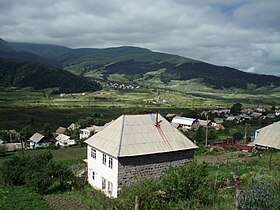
{"left": 87, "top": 145, "right": 118, "bottom": 197}
{"left": 79, "top": 130, "right": 90, "bottom": 139}
{"left": 117, "top": 149, "right": 194, "bottom": 192}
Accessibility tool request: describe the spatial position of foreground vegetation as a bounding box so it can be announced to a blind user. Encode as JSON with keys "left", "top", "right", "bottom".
{"left": 0, "top": 148, "right": 279, "bottom": 210}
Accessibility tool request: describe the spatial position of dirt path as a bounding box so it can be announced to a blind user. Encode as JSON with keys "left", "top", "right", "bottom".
{"left": 44, "top": 194, "right": 88, "bottom": 210}
{"left": 196, "top": 151, "right": 250, "bottom": 164}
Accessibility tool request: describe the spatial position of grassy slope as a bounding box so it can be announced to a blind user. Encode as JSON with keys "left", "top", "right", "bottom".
{"left": 10, "top": 42, "right": 72, "bottom": 60}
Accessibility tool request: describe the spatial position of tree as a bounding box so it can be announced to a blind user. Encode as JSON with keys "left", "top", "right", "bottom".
{"left": 43, "top": 123, "right": 52, "bottom": 139}
{"left": 232, "top": 132, "right": 243, "bottom": 141}
{"left": 230, "top": 103, "right": 242, "bottom": 115}
{"left": 20, "top": 125, "right": 32, "bottom": 149}
{"left": 0, "top": 144, "right": 7, "bottom": 156}
{"left": 194, "top": 126, "right": 205, "bottom": 143}
{"left": 2, "top": 152, "right": 74, "bottom": 194}
{"left": 20, "top": 125, "right": 32, "bottom": 140}
{"left": 270, "top": 105, "right": 276, "bottom": 113}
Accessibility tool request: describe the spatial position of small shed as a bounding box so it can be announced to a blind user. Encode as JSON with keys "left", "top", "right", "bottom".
{"left": 68, "top": 123, "right": 80, "bottom": 130}
{"left": 55, "top": 126, "right": 66, "bottom": 135}
{"left": 198, "top": 119, "right": 212, "bottom": 127}
{"left": 214, "top": 118, "right": 224, "bottom": 124}
{"left": 171, "top": 117, "right": 199, "bottom": 130}
{"left": 55, "top": 134, "right": 76, "bottom": 147}
{"left": 29, "top": 133, "right": 49, "bottom": 149}
{"left": 251, "top": 112, "right": 262, "bottom": 118}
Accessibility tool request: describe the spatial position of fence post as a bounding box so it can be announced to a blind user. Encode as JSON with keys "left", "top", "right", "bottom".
{"left": 135, "top": 195, "right": 141, "bottom": 210}
{"left": 232, "top": 173, "right": 241, "bottom": 210}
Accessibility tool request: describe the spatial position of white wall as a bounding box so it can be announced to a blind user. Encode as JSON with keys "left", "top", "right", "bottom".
{"left": 87, "top": 145, "right": 119, "bottom": 197}
{"left": 80, "top": 129, "right": 90, "bottom": 139}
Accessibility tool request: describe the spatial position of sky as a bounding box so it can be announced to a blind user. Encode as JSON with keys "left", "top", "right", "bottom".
{"left": 0, "top": 0, "right": 279, "bottom": 76}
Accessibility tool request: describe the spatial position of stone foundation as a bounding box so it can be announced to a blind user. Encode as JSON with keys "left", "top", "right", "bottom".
{"left": 117, "top": 149, "right": 194, "bottom": 192}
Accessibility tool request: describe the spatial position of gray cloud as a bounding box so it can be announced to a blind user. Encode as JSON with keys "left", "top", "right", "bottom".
{"left": 0, "top": 0, "right": 279, "bottom": 76}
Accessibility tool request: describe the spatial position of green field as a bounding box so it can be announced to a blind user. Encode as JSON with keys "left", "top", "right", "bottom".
{"left": 0, "top": 84, "right": 279, "bottom": 130}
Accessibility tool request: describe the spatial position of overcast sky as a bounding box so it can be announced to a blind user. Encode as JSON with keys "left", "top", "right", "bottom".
{"left": 1, "top": 0, "right": 279, "bottom": 76}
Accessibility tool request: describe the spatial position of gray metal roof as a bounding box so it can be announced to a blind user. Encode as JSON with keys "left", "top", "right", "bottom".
{"left": 85, "top": 114, "right": 198, "bottom": 158}
{"left": 30, "top": 133, "right": 44, "bottom": 143}
{"left": 254, "top": 121, "right": 280, "bottom": 150}
{"left": 171, "top": 116, "right": 197, "bottom": 126}
{"left": 55, "top": 133, "right": 70, "bottom": 142}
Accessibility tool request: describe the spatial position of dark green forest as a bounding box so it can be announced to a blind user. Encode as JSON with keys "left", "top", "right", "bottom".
{"left": 0, "top": 58, "right": 101, "bottom": 93}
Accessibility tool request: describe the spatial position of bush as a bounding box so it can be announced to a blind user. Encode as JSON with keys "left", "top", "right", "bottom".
{"left": 2, "top": 152, "right": 75, "bottom": 194}
{"left": 117, "top": 161, "right": 217, "bottom": 209}
{"left": 160, "top": 161, "right": 215, "bottom": 206}
{"left": 0, "top": 144, "right": 7, "bottom": 156}
{"left": 239, "top": 180, "right": 280, "bottom": 209}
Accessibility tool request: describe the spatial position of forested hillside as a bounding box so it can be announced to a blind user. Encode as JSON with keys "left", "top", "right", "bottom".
{"left": 0, "top": 58, "right": 101, "bottom": 93}
{"left": 4, "top": 38, "right": 280, "bottom": 90}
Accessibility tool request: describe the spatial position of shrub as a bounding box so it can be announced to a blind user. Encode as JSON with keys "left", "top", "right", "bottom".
{"left": 238, "top": 180, "right": 280, "bottom": 209}
{"left": 2, "top": 152, "right": 74, "bottom": 194}
{"left": 160, "top": 161, "right": 215, "bottom": 206}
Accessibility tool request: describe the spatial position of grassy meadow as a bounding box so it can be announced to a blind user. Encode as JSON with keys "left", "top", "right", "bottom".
{"left": 0, "top": 81, "right": 280, "bottom": 131}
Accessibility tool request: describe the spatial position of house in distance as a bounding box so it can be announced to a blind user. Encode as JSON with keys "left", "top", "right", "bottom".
{"left": 85, "top": 113, "right": 198, "bottom": 197}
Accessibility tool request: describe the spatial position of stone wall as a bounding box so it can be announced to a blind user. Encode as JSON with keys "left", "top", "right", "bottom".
{"left": 117, "top": 149, "right": 195, "bottom": 192}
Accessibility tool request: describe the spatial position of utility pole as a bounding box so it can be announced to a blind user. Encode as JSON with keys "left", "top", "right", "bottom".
{"left": 244, "top": 124, "right": 247, "bottom": 144}
{"left": 205, "top": 115, "right": 208, "bottom": 147}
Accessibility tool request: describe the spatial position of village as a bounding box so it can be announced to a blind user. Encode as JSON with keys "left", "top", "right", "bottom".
{"left": 1, "top": 104, "right": 279, "bottom": 151}
{"left": 0, "top": 103, "right": 279, "bottom": 209}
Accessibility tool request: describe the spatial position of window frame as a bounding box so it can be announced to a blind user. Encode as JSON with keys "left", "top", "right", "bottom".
{"left": 108, "top": 181, "right": 113, "bottom": 195}
{"left": 91, "top": 147, "right": 96, "bottom": 159}
{"left": 108, "top": 157, "right": 113, "bottom": 169}
{"left": 102, "top": 177, "right": 106, "bottom": 190}
{"left": 102, "top": 153, "right": 107, "bottom": 165}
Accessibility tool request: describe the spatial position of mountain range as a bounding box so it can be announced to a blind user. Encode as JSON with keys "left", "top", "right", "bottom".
{"left": 1, "top": 38, "right": 280, "bottom": 92}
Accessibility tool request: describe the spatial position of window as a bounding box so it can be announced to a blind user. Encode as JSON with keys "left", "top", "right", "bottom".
{"left": 92, "top": 171, "right": 95, "bottom": 180}
{"left": 91, "top": 148, "right": 96, "bottom": 159}
{"left": 108, "top": 181, "right": 113, "bottom": 195}
{"left": 102, "top": 177, "right": 106, "bottom": 190}
{"left": 102, "top": 153, "right": 107, "bottom": 165}
{"left": 109, "top": 157, "right": 113, "bottom": 169}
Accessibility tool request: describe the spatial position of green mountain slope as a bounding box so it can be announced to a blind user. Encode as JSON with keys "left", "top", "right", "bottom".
{"left": 3, "top": 38, "right": 280, "bottom": 90}
{"left": 0, "top": 39, "right": 59, "bottom": 66}
{"left": 0, "top": 58, "right": 101, "bottom": 93}
{"left": 0, "top": 38, "right": 16, "bottom": 51}
{"left": 57, "top": 46, "right": 198, "bottom": 66}
{"left": 10, "top": 42, "right": 72, "bottom": 60}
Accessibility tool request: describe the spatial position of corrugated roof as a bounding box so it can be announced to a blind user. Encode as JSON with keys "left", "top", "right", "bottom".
{"left": 254, "top": 121, "right": 280, "bottom": 150}
{"left": 30, "top": 133, "right": 44, "bottom": 143}
{"left": 85, "top": 114, "right": 198, "bottom": 158}
{"left": 171, "top": 116, "right": 197, "bottom": 126}
{"left": 56, "top": 126, "right": 66, "bottom": 134}
{"left": 55, "top": 133, "right": 70, "bottom": 142}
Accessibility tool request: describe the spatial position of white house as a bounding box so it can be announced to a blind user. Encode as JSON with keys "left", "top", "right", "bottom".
{"left": 80, "top": 121, "right": 114, "bottom": 139}
{"left": 171, "top": 116, "right": 199, "bottom": 130}
{"left": 55, "top": 134, "right": 76, "bottom": 147}
{"left": 253, "top": 121, "right": 280, "bottom": 150}
{"left": 29, "top": 133, "right": 49, "bottom": 149}
{"left": 80, "top": 127, "right": 95, "bottom": 140}
{"left": 68, "top": 123, "right": 80, "bottom": 130}
{"left": 85, "top": 113, "right": 198, "bottom": 197}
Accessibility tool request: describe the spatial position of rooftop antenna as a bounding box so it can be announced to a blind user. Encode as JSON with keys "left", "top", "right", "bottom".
{"left": 155, "top": 111, "right": 162, "bottom": 126}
